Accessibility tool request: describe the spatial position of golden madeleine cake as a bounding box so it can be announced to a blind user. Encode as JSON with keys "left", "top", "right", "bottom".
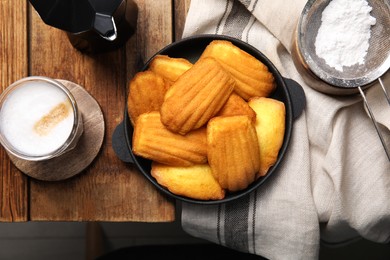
{"left": 127, "top": 70, "right": 170, "bottom": 125}
{"left": 132, "top": 112, "right": 208, "bottom": 166}
{"left": 126, "top": 39, "right": 287, "bottom": 200}
{"left": 151, "top": 162, "right": 225, "bottom": 200}
{"left": 160, "top": 57, "right": 235, "bottom": 135}
{"left": 200, "top": 40, "right": 276, "bottom": 100}
{"left": 216, "top": 93, "right": 256, "bottom": 123}
{"left": 248, "top": 97, "right": 285, "bottom": 177}
{"left": 148, "top": 55, "right": 193, "bottom": 85}
{"left": 207, "top": 115, "right": 260, "bottom": 192}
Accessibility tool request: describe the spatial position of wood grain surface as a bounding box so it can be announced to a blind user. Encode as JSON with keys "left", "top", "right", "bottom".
{"left": 0, "top": 0, "right": 29, "bottom": 222}
{"left": 0, "top": 0, "right": 191, "bottom": 222}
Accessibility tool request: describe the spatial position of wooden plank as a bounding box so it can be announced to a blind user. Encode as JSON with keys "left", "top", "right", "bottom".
{"left": 0, "top": 0, "right": 29, "bottom": 222}
{"left": 127, "top": 0, "right": 174, "bottom": 73}
{"left": 28, "top": 0, "right": 175, "bottom": 222}
{"left": 174, "top": 0, "right": 192, "bottom": 40}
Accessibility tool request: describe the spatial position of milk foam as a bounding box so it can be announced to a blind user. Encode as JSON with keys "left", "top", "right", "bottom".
{"left": 0, "top": 81, "right": 74, "bottom": 156}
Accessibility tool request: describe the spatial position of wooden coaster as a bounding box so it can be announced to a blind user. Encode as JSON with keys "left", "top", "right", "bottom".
{"left": 8, "top": 80, "right": 105, "bottom": 181}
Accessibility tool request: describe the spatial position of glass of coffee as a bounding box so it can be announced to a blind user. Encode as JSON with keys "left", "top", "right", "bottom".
{"left": 0, "top": 76, "right": 83, "bottom": 161}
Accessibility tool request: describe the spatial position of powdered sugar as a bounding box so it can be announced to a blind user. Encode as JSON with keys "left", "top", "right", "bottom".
{"left": 315, "top": 0, "right": 376, "bottom": 72}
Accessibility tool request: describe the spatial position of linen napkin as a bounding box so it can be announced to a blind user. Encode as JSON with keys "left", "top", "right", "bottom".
{"left": 180, "top": 1, "right": 390, "bottom": 259}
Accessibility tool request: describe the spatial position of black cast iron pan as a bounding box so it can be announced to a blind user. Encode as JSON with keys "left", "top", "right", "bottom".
{"left": 112, "top": 34, "right": 306, "bottom": 205}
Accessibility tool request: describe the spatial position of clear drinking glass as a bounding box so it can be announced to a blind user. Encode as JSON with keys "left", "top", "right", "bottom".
{"left": 0, "top": 76, "right": 83, "bottom": 161}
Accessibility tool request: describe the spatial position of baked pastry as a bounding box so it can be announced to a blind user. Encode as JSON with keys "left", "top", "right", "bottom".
{"left": 151, "top": 162, "right": 225, "bottom": 200}
{"left": 127, "top": 70, "right": 170, "bottom": 125}
{"left": 148, "top": 55, "right": 193, "bottom": 85}
{"left": 207, "top": 115, "right": 260, "bottom": 192}
{"left": 200, "top": 40, "right": 276, "bottom": 100}
{"left": 160, "top": 57, "right": 235, "bottom": 135}
{"left": 216, "top": 93, "right": 256, "bottom": 123}
{"left": 132, "top": 112, "right": 208, "bottom": 166}
{"left": 248, "top": 97, "right": 285, "bottom": 177}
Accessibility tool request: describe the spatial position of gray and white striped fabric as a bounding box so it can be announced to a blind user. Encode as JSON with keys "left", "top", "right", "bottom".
{"left": 181, "top": 0, "right": 390, "bottom": 259}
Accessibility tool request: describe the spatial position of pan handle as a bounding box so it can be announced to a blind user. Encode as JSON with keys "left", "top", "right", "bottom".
{"left": 112, "top": 120, "right": 134, "bottom": 163}
{"left": 283, "top": 77, "right": 306, "bottom": 120}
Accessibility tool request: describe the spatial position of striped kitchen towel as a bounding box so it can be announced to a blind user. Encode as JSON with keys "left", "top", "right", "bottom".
{"left": 180, "top": 0, "right": 390, "bottom": 259}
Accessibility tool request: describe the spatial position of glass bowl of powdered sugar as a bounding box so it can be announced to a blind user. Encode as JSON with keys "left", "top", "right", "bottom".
{"left": 292, "top": 0, "right": 390, "bottom": 95}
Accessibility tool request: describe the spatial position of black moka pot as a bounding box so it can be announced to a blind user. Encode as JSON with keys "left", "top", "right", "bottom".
{"left": 29, "top": 0, "right": 138, "bottom": 53}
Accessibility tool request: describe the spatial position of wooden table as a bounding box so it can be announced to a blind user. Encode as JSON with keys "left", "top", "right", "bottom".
{"left": 0, "top": 0, "right": 190, "bottom": 222}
